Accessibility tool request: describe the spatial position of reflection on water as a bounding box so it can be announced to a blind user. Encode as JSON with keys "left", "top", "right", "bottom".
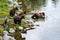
{"left": 30, "top": 0, "right": 46, "bottom": 10}
{"left": 52, "top": 0, "right": 57, "bottom": 6}
{"left": 26, "top": 0, "right": 60, "bottom": 40}
{"left": 18, "top": 0, "right": 46, "bottom": 11}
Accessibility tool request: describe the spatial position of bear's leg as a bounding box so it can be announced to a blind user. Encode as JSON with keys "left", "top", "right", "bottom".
{"left": 18, "top": 20, "right": 21, "bottom": 25}
{"left": 14, "top": 19, "right": 17, "bottom": 24}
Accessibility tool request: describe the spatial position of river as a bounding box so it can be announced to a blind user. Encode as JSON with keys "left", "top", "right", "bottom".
{"left": 25, "top": 0, "right": 60, "bottom": 40}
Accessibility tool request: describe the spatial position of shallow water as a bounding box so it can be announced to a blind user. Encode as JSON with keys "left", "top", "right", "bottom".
{"left": 26, "top": 0, "right": 60, "bottom": 40}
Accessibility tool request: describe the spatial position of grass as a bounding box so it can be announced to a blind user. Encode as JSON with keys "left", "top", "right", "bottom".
{"left": 0, "top": 7, "right": 11, "bottom": 18}
{"left": 0, "top": 20, "right": 4, "bottom": 24}
{"left": 0, "top": 0, "right": 12, "bottom": 18}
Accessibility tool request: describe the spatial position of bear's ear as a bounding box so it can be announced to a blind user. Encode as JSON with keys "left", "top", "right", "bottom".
{"left": 42, "top": 12, "right": 45, "bottom": 16}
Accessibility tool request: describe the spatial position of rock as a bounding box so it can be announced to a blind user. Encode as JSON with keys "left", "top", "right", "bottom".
{"left": 3, "top": 31, "right": 16, "bottom": 40}
{"left": 21, "top": 33, "right": 26, "bottom": 38}
{"left": 9, "top": 28, "right": 15, "bottom": 33}
{"left": 19, "top": 27, "right": 23, "bottom": 30}
{"left": 0, "top": 36, "right": 3, "bottom": 40}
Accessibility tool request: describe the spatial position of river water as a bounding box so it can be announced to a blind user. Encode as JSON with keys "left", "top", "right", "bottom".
{"left": 26, "top": 0, "right": 60, "bottom": 40}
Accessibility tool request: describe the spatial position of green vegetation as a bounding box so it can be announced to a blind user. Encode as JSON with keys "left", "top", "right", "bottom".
{"left": 0, "top": 0, "right": 11, "bottom": 18}
{"left": 0, "top": 20, "right": 4, "bottom": 24}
